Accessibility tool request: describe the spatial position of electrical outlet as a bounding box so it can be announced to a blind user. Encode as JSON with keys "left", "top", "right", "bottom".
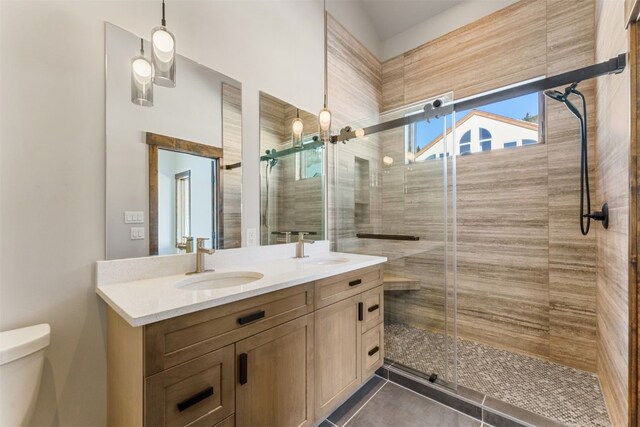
{"left": 130, "top": 227, "right": 145, "bottom": 240}
{"left": 247, "top": 228, "right": 257, "bottom": 247}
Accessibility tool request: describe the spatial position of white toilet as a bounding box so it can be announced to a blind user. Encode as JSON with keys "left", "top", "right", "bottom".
{"left": 0, "top": 324, "right": 50, "bottom": 426}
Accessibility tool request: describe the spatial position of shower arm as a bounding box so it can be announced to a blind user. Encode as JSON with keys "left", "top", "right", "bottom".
{"left": 331, "top": 53, "right": 627, "bottom": 143}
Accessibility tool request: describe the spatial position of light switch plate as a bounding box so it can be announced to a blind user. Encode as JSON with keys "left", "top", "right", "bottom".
{"left": 247, "top": 228, "right": 257, "bottom": 247}
{"left": 124, "top": 211, "right": 144, "bottom": 224}
{"left": 130, "top": 227, "right": 145, "bottom": 240}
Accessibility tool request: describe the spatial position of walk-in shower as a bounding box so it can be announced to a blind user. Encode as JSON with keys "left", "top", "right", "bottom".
{"left": 332, "top": 54, "right": 626, "bottom": 426}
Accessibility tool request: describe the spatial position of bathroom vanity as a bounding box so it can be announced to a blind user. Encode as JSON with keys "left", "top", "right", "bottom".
{"left": 97, "top": 244, "right": 386, "bottom": 427}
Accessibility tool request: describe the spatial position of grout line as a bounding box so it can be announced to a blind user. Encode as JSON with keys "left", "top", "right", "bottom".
{"left": 325, "top": 420, "right": 338, "bottom": 427}
{"left": 481, "top": 394, "right": 487, "bottom": 406}
{"left": 342, "top": 381, "right": 388, "bottom": 427}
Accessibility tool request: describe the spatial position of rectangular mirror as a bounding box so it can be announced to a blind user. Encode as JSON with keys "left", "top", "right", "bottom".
{"left": 106, "top": 23, "right": 242, "bottom": 260}
{"left": 259, "top": 92, "right": 325, "bottom": 245}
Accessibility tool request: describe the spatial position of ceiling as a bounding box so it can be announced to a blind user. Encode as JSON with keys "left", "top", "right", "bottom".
{"left": 357, "top": 0, "right": 468, "bottom": 41}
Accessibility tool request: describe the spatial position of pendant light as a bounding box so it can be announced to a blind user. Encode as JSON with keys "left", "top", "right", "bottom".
{"left": 152, "top": 0, "right": 176, "bottom": 88}
{"left": 131, "top": 38, "right": 154, "bottom": 107}
{"left": 292, "top": 108, "right": 304, "bottom": 148}
{"left": 318, "top": 0, "right": 332, "bottom": 142}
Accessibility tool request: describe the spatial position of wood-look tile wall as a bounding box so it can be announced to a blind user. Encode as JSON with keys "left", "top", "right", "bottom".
{"left": 327, "top": 14, "right": 383, "bottom": 246}
{"left": 221, "top": 83, "right": 242, "bottom": 249}
{"left": 331, "top": 0, "right": 603, "bottom": 371}
{"left": 595, "top": 0, "right": 630, "bottom": 424}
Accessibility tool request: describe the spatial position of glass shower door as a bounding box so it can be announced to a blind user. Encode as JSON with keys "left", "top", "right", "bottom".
{"left": 334, "top": 93, "right": 457, "bottom": 388}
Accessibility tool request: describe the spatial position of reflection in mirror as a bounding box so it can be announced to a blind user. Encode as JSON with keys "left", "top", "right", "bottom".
{"left": 148, "top": 133, "right": 222, "bottom": 255}
{"left": 259, "top": 92, "right": 325, "bottom": 245}
{"left": 105, "top": 23, "right": 242, "bottom": 260}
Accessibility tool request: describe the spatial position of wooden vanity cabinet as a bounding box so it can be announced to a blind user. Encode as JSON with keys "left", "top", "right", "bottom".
{"left": 313, "top": 266, "right": 385, "bottom": 420}
{"left": 107, "top": 266, "right": 383, "bottom": 427}
{"left": 236, "top": 315, "right": 314, "bottom": 427}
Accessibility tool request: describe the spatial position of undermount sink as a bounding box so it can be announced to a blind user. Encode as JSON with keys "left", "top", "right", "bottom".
{"left": 175, "top": 271, "right": 264, "bottom": 291}
{"left": 299, "top": 257, "right": 350, "bottom": 266}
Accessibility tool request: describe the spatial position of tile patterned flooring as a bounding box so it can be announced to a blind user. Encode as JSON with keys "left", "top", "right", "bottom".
{"left": 320, "top": 376, "right": 483, "bottom": 427}
{"left": 385, "top": 322, "right": 611, "bottom": 427}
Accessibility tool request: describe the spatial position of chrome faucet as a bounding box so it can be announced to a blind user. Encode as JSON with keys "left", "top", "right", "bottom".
{"left": 187, "top": 237, "right": 214, "bottom": 275}
{"left": 295, "top": 232, "right": 315, "bottom": 258}
{"left": 176, "top": 236, "right": 194, "bottom": 253}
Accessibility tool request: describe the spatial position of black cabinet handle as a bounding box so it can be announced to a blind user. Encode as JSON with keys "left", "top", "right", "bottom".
{"left": 358, "top": 302, "right": 364, "bottom": 321}
{"left": 239, "top": 353, "right": 248, "bottom": 385}
{"left": 177, "top": 387, "right": 214, "bottom": 412}
{"left": 368, "top": 346, "right": 380, "bottom": 357}
{"left": 238, "top": 310, "right": 265, "bottom": 325}
{"left": 367, "top": 304, "right": 379, "bottom": 313}
{"left": 349, "top": 279, "right": 362, "bottom": 287}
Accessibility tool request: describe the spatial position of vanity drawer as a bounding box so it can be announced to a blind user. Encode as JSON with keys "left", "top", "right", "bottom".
{"left": 145, "top": 283, "right": 314, "bottom": 376}
{"left": 361, "top": 286, "right": 383, "bottom": 332}
{"left": 315, "top": 266, "right": 382, "bottom": 309}
{"left": 362, "top": 322, "right": 384, "bottom": 379}
{"left": 145, "top": 344, "right": 235, "bottom": 427}
{"left": 214, "top": 415, "right": 234, "bottom": 427}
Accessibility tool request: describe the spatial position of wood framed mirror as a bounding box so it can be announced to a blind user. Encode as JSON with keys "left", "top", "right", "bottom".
{"left": 147, "top": 132, "right": 223, "bottom": 255}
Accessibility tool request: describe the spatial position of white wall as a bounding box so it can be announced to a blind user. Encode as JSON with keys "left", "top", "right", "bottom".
{"left": 0, "top": 1, "right": 324, "bottom": 425}
{"left": 326, "top": 0, "right": 381, "bottom": 58}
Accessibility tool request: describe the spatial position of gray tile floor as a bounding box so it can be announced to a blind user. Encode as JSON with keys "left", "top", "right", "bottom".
{"left": 385, "top": 322, "right": 611, "bottom": 427}
{"left": 321, "top": 379, "right": 484, "bottom": 427}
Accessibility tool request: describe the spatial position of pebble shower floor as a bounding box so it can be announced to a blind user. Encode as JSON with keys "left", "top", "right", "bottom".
{"left": 385, "top": 322, "right": 611, "bottom": 427}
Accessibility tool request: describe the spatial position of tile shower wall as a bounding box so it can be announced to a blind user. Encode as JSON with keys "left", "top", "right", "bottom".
{"left": 221, "top": 83, "right": 242, "bottom": 249}
{"left": 594, "top": 0, "right": 631, "bottom": 425}
{"left": 330, "top": 0, "right": 600, "bottom": 372}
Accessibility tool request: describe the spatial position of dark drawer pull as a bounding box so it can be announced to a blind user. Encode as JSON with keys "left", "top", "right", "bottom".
{"left": 239, "top": 353, "right": 248, "bottom": 385}
{"left": 177, "top": 387, "right": 214, "bottom": 412}
{"left": 349, "top": 279, "right": 362, "bottom": 287}
{"left": 358, "top": 302, "right": 364, "bottom": 321}
{"left": 367, "top": 304, "right": 379, "bottom": 313}
{"left": 368, "top": 346, "right": 380, "bottom": 357}
{"left": 238, "top": 310, "right": 265, "bottom": 325}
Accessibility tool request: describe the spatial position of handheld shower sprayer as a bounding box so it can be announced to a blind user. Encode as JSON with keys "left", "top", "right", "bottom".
{"left": 543, "top": 82, "right": 608, "bottom": 235}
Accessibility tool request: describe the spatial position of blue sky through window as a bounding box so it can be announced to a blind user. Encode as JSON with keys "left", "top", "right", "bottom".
{"left": 414, "top": 92, "right": 539, "bottom": 151}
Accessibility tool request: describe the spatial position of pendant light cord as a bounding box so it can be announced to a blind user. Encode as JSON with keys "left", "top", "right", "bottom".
{"left": 323, "top": 0, "right": 328, "bottom": 108}
{"left": 140, "top": 38, "right": 144, "bottom": 54}
{"left": 161, "top": 0, "right": 166, "bottom": 26}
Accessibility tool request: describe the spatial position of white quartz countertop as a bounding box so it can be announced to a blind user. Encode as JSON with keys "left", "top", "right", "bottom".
{"left": 96, "top": 247, "right": 386, "bottom": 327}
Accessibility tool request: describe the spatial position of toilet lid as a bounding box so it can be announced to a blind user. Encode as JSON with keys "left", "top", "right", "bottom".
{"left": 0, "top": 324, "right": 50, "bottom": 365}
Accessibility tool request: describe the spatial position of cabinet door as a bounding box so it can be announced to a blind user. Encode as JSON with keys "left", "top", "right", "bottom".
{"left": 236, "top": 314, "right": 314, "bottom": 427}
{"left": 145, "top": 344, "right": 235, "bottom": 427}
{"left": 314, "top": 295, "right": 362, "bottom": 420}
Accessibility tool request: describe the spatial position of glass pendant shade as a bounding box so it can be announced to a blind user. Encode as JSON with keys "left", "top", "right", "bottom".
{"left": 319, "top": 107, "right": 332, "bottom": 141}
{"left": 151, "top": 26, "right": 176, "bottom": 87}
{"left": 292, "top": 117, "right": 304, "bottom": 148}
{"left": 131, "top": 42, "right": 154, "bottom": 107}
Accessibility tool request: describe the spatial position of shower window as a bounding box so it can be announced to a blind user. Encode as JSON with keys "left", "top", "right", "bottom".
{"left": 296, "top": 142, "right": 323, "bottom": 180}
{"left": 408, "top": 89, "right": 544, "bottom": 160}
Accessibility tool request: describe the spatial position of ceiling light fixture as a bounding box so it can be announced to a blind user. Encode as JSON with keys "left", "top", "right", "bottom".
{"left": 151, "top": 0, "right": 176, "bottom": 88}
{"left": 292, "top": 108, "right": 304, "bottom": 148}
{"left": 318, "top": 0, "right": 332, "bottom": 142}
{"left": 131, "top": 38, "right": 154, "bottom": 107}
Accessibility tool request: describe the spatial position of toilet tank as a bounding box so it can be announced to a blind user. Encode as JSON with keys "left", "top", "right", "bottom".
{"left": 0, "top": 324, "right": 50, "bottom": 426}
